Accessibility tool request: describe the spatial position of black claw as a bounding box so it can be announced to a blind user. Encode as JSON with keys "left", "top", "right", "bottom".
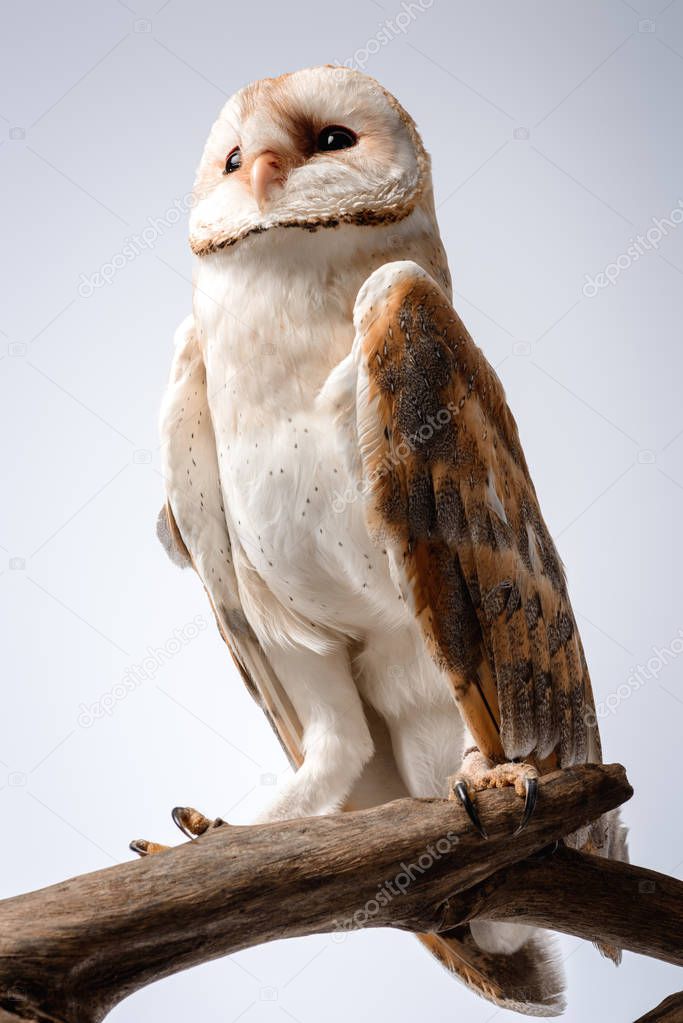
{"left": 514, "top": 776, "right": 538, "bottom": 835}
{"left": 453, "top": 781, "right": 489, "bottom": 839}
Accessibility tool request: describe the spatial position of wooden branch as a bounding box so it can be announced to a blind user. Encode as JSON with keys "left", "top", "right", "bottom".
{"left": 0, "top": 764, "right": 677, "bottom": 1023}
{"left": 446, "top": 846, "right": 683, "bottom": 965}
{"left": 634, "top": 993, "right": 683, "bottom": 1022}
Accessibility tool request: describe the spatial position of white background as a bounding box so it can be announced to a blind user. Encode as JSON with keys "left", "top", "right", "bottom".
{"left": 1, "top": 1, "right": 682, "bottom": 1020}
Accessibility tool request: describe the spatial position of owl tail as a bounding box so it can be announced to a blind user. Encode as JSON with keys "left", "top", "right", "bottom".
{"left": 416, "top": 929, "right": 566, "bottom": 1017}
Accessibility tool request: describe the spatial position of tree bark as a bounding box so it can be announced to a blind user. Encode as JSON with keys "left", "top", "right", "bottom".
{"left": 0, "top": 764, "right": 678, "bottom": 1023}
{"left": 446, "top": 846, "right": 682, "bottom": 964}
{"left": 634, "top": 993, "right": 683, "bottom": 1022}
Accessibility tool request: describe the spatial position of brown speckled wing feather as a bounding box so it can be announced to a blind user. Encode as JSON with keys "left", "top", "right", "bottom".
{"left": 354, "top": 266, "right": 601, "bottom": 771}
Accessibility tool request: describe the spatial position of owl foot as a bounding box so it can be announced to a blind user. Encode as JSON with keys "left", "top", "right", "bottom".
{"left": 129, "top": 839, "right": 170, "bottom": 856}
{"left": 129, "top": 806, "right": 224, "bottom": 857}
{"left": 448, "top": 748, "right": 539, "bottom": 839}
{"left": 171, "top": 805, "right": 224, "bottom": 839}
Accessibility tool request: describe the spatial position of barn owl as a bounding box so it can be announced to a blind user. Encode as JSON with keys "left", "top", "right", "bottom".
{"left": 137, "top": 66, "right": 628, "bottom": 1015}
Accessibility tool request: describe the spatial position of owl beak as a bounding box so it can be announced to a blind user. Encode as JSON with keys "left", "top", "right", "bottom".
{"left": 250, "top": 151, "right": 285, "bottom": 211}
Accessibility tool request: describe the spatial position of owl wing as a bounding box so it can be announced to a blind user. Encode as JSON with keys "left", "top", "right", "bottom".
{"left": 158, "top": 315, "right": 303, "bottom": 768}
{"left": 351, "top": 262, "right": 602, "bottom": 773}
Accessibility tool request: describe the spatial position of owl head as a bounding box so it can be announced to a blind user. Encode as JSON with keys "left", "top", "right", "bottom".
{"left": 189, "top": 66, "right": 433, "bottom": 256}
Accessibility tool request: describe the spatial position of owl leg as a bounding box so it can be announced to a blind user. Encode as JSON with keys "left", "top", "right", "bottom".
{"left": 252, "top": 644, "right": 374, "bottom": 823}
{"left": 129, "top": 807, "right": 223, "bottom": 857}
{"left": 448, "top": 747, "right": 539, "bottom": 839}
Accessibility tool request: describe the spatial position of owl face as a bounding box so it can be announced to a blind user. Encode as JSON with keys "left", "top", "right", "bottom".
{"left": 189, "top": 66, "right": 431, "bottom": 255}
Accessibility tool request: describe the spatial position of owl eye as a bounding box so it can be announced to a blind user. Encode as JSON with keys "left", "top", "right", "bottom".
{"left": 224, "top": 146, "right": 242, "bottom": 174}
{"left": 317, "top": 126, "right": 357, "bottom": 152}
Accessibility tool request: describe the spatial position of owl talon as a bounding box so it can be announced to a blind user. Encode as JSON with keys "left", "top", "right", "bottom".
{"left": 129, "top": 839, "right": 170, "bottom": 857}
{"left": 172, "top": 806, "right": 214, "bottom": 839}
{"left": 514, "top": 777, "right": 538, "bottom": 835}
{"left": 172, "top": 806, "right": 227, "bottom": 839}
{"left": 452, "top": 781, "right": 489, "bottom": 839}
